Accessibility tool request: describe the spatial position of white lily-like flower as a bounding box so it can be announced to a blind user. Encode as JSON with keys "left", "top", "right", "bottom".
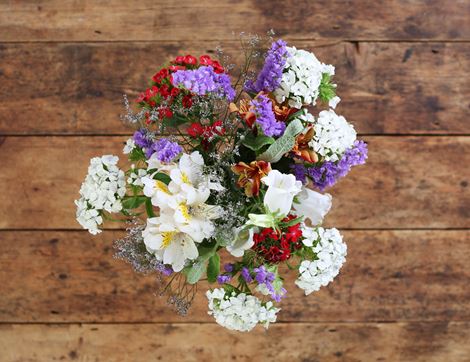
{"left": 226, "top": 227, "right": 256, "bottom": 257}
{"left": 143, "top": 216, "right": 199, "bottom": 272}
{"left": 261, "top": 170, "right": 302, "bottom": 216}
{"left": 293, "top": 187, "right": 332, "bottom": 225}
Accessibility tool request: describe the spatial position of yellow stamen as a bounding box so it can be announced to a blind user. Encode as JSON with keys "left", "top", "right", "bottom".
{"left": 179, "top": 203, "right": 192, "bottom": 221}
{"left": 161, "top": 231, "right": 175, "bottom": 248}
{"left": 181, "top": 172, "right": 190, "bottom": 184}
{"left": 154, "top": 180, "right": 170, "bottom": 194}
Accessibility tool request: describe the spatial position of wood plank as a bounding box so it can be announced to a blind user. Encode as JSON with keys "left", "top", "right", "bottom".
{"left": 1, "top": 322, "right": 469, "bottom": 362}
{"left": 0, "top": 42, "right": 469, "bottom": 135}
{"left": 0, "top": 136, "right": 468, "bottom": 229}
{"left": 1, "top": 0, "right": 469, "bottom": 42}
{"left": 0, "top": 230, "right": 468, "bottom": 322}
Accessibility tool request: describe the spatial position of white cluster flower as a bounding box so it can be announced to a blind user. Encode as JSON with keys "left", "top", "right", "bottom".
{"left": 142, "top": 151, "right": 223, "bottom": 272}
{"left": 206, "top": 288, "right": 280, "bottom": 332}
{"left": 295, "top": 227, "right": 347, "bottom": 295}
{"left": 274, "top": 47, "right": 334, "bottom": 108}
{"left": 309, "top": 109, "right": 357, "bottom": 161}
{"left": 123, "top": 138, "right": 136, "bottom": 154}
{"left": 127, "top": 166, "right": 147, "bottom": 187}
{"left": 75, "top": 155, "right": 126, "bottom": 234}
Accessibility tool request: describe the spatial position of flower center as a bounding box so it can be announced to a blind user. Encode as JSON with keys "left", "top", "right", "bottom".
{"left": 179, "top": 203, "right": 192, "bottom": 221}
{"left": 161, "top": 231, "right": 176, "bottom": 248}
{"left": 181, "top": 172, "right": 191, "bottom": 184}
{"left": 154, "top": 180, "right": 170, "bottom": 194}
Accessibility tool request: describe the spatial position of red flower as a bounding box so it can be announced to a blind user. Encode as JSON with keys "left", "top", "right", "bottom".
{"left": 188, "top": 123, "right": 204, "bottom": 137}
{"left": 158, "top": 107, "right": 173, "bottom": 120}
{"left": 174, "top": 56, "right": 185, "bottom": 64}
{"left": 182, "top": 95, "right": 193, "bottom": 108}
{"left": 199, "top": 55, "right": 224, "bottom": 73}
{"left": 183, "top": 55, "right": 198, "bottom": 65}
{"left": 251, "top": 215, "right": 303, "bottom": 263}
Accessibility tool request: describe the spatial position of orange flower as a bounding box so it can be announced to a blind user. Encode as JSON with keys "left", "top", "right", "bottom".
{"left": 231, "top": 161, "right": 272, "bottom": 197}
{"left": 291, "top": 126, "right": 318, "bottom": 163}
{"left": 229, "top": 99, "right": 257, "bottom": 128}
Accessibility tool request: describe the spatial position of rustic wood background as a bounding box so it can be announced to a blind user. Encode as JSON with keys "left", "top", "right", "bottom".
{"left": 0, "top": 1, "right": 469, "bottom": 361}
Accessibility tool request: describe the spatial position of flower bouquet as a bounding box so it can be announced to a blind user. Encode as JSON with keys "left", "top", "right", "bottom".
{"left": 75, "top": 33, "right": 367, "bottom": 332}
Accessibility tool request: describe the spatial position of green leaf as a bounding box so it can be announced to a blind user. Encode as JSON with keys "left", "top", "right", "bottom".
{"left": 242, "top": 133, "right": 275, "bottom": 152}
{"left": 129, "top": 147, "right": 146, "bottom": 162}
{"left": 153, "top": 172, "right": 171, "bottom": 185}
{"left": 279, "top": 215, "right": 304, "bottom": 228}
{"left": 319, "top": 73, "right": 337, "bottom": 102}
{"left": 206, "top": 253, "right": 220, "bottom": 283}
{"left": 257, "top": 119, "right": 304, "bottom": 163}
{"left": 145, "top": 198, "right": 155, "bottom": 217}
{"left": 162, "top": 114, "right": 189, "bottom": 128}
{"left": 122, "top": 196, "right": 147, "bottom": 210}
{"left": 185, "top": 260, "right": 207, "bottom": 284}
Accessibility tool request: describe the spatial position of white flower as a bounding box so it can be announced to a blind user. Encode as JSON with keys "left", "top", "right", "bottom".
{"left": 141, "top": 151, "right": 222, "bottom": 271}
{"left": 75, "top": 155, "right": 126, "bottom": 234}
{"left": 309, "top": 109, "right": 356, "bottom": 162}
{"left": 127, "top": 167, "right": 147, "bottom": 187}
{"left": 329, "top": 96, "right": 341, "bottom": 109}
{"left": 274, "top": 47, "right": 334, "bottom": 108}
{"left": 206, "top": 289, "right": 280, "bottom": 332}
{"left": 261, "top": 170, "right": 302, "bottom": 216}
{"left": 75, "top": 198, "right": 102, "bottom": 235}
{"left": 123, "top": 138, "right": 135, "bottom": 154}
{"left": 295, "top": 227, "right": 347, "bottom": 295}
{"left": 293, "top": 187, "right": 332, "bottom": 226}
{"left": 143, "top": 216, "right": 199, "bottom": 272}
{"left": 226, "top": 227, "right": 256, "bottom": 257}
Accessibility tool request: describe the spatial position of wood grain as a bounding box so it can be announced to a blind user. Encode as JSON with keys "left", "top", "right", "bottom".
{"left": 1, "top": 41, "right": 469, "bottom": 135}
{"left": 0, "top": 136, "right": 468, "bottom": 229}
{"left": 1, "top": 0, "right": 469, "bottom": 42}
{"left": 1, "top": 230, "right": 468, "bottom": 323}
{"left": 1, "top": 322, "right": 469, "bottom": 362}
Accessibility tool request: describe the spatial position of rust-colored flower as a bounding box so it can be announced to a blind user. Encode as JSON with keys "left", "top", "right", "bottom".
{"left": 230, "top": 99, "right": 257, "bottom": 128}
{"left": 273, "top": 103, "right": 298, "bottom": 122}
{"left": 231, "top": 161, "right": 272, "bottom": 197}
{"left": 291, "top": 126, "right": 319, "bottom": 163}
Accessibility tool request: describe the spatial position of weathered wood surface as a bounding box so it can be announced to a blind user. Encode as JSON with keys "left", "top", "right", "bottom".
{"left": 0, "top": 230, "right": 468, "bottom": 323}
{"left": 1, "top": 322, "right": 469, "bottom": 362}
{"left": 1, "top": 0, "right": 469, "bottom": 42}
{"left": 0, "top": 136, "right": 468, "bottom": 229}
{"left": 0, "top": 41, "right": 469, "bottom": 135}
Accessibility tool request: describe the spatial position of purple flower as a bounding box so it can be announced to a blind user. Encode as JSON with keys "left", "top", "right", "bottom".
{"left": 245, "top": 40, "right": 289, "bottom": 93}
{"left": 172, "top": 66, "right": 235, "bottom": 101}
{"left": 250, "top": 95, "right": 285, "bottom": 137}
{"left": 156, "top": 263, "right": 173, "bottom": 276}
{"left": 308, "top": 140, "right": 368, "bottom": 190}
{"left": 149, "top": 138, "right": 182, "bottom": 163}
{"left": 217, "top": 274, "right": 232, "bottom": 285}
{"left": 253, "top": 265, "right": 285, "bottom": 302}
{"left": 241, "top": 267, "right": 253, "bottom": 283}
{"left": 291, "top": 163, "right": 307, "bottom": 184}
{"left": 133, "top": 129, "right": 153, "bottom": 150}
{"left": 223, "top": 263, "right": 234, "bottom": 273}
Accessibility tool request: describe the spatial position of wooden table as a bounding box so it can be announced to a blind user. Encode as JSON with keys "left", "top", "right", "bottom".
{"left": 0, "top": 1, "right": 469, "bottom": 361}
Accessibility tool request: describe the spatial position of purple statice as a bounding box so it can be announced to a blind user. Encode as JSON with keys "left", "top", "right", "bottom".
{"left": 171, "top": 66, "right": 235, "bottom": 101}
{"left": 157, "top": 264, "right": 173, "bottom": 276}
{"left": 245, "top": 39, "right": 289, "bottom": 93}
{"left": 149, "top": 138, "right": 182, "bottom": 163}
{"left": 217, "top": 274, "right": 232, "bottom": 285}
{"left": 308, "top": 140, "right": 368, "bottom": 190}
{"left": 133, "top": 129, "right": 153, "bottom": 150}
{"left": 253, "top": 266, "right": 286, "bottom": 303}
{"left": 241, "top": 267, "right": 253, "bottom": 283}
{"left": 223, "top": 263, "right": 234, "bottom": 273}
{"left": 290, "top": 163, "right": 308, "bottom": 184}
{"left": 250, "top": 94, "right": 285, "bottom": 137}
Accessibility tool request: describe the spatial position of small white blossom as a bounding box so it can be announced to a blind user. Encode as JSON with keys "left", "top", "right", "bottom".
{"left": 127, "top": 167, "right": 147, "bottom": 187}
{"left": 274, "top": 47, "right": 334, "bottom": 108}
{"left": 309, "top": 109, "right": 356, "bottom": 161}
{"left": 329, "top": 96, "right": 341, "bottom": 109}
{"left": 75, "top": 155, "right": 126, "bottom": 234}
{"left": 123, "top": 138, "right": 135, "bottom": 154}
{"left": 206, "top": 288, "right": 280, "bottom": 332}
{"left": 295, "top": 227, "right": 347, "bottom": 295}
